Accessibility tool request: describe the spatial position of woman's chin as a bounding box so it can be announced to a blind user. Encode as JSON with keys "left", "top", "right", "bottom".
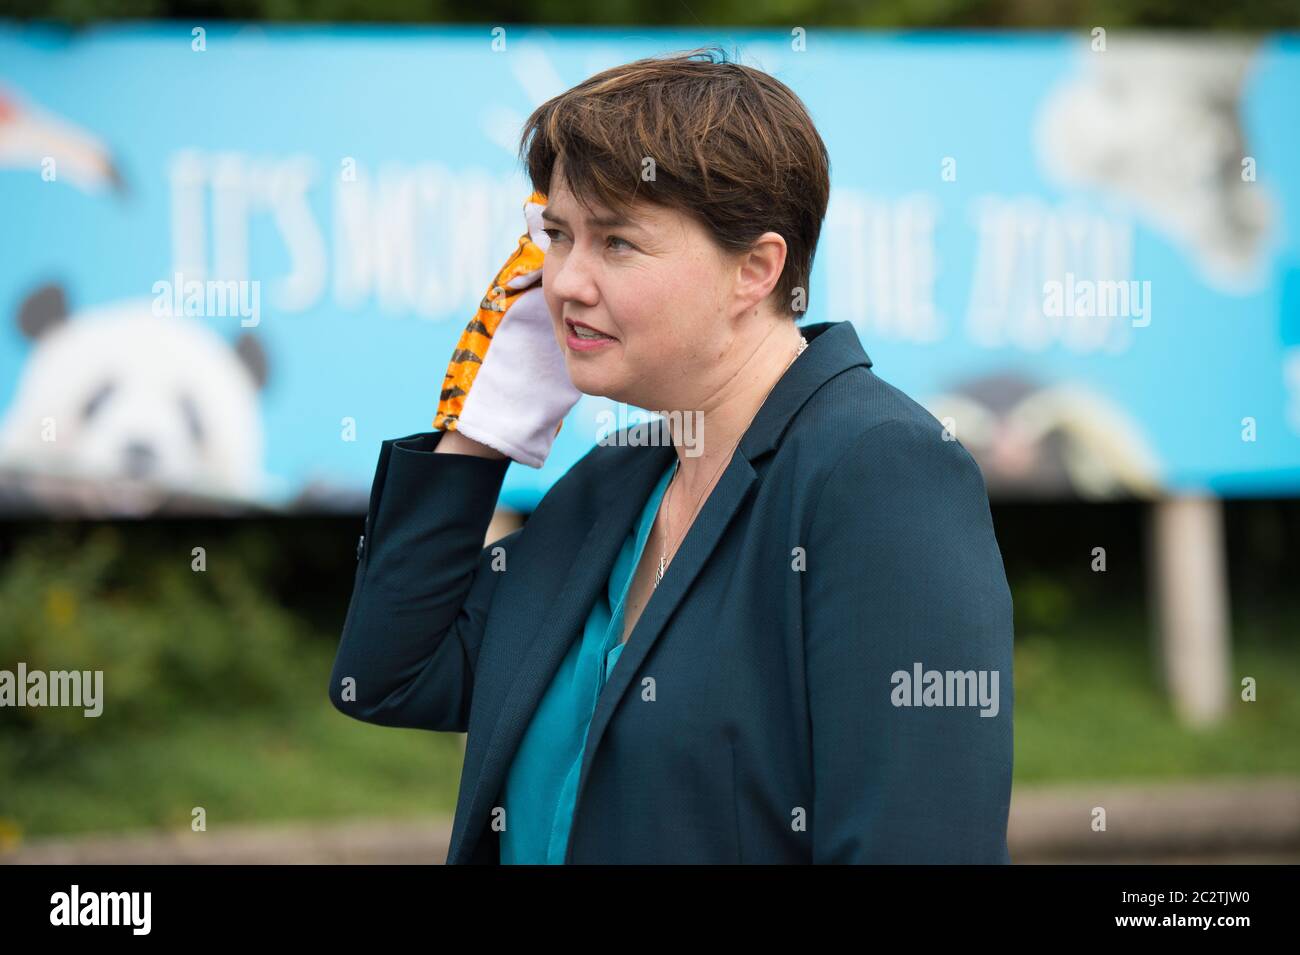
{"left": 565, "top": 362, "right": 615, "bottom": 396}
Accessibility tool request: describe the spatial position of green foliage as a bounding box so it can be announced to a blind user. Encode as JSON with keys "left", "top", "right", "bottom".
{"left": 1011, "top": 571, "right": 1077, "bottom": 636}
{"left": 0, "top": 524, "right": 314, "bottom": 772}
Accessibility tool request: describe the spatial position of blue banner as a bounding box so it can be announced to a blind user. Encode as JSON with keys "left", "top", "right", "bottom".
{"left": 1, "top": 22, "right": 1298, "bottom": 514}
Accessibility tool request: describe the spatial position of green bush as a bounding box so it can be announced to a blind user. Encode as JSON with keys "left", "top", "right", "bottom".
{"left": 0, "top": 525, "right": 315, "bottom": 771}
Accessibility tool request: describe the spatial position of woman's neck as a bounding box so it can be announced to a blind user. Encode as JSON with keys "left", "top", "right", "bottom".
{"left": 667, "top": 320, "right": 805, "bottom": 500}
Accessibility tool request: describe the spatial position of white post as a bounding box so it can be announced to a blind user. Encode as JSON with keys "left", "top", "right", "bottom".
{"left": 1147, "top": 495, "right": 1232, "bottom": 727}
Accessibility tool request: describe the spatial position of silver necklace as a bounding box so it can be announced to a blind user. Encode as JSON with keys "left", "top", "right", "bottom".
{"left": 654, "top": 334, "right": 808, "bottom": 589}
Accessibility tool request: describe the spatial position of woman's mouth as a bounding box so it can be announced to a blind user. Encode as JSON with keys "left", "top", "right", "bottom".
{"left": 565, "top": 319, "right": 618, "bottom": 351}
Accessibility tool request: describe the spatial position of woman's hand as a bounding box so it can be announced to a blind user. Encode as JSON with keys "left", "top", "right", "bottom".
{"left": 432, "top": 191, "right": 582, "bottom": 469}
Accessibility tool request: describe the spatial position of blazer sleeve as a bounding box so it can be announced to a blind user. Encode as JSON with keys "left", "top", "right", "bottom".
{"left": 802, "top": 418, "right": 1014, "bottom": 863}
{"left": 328, "top": 430, "right": 519, "bottom": 733}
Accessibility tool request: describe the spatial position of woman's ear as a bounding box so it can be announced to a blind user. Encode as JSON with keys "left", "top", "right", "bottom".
{"left": 734, "top": 232, "right": 788, "bottom": 313}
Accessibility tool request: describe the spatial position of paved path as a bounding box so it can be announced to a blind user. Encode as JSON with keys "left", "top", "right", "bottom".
{"left": 4, "top": 776, "right": 1298, "bottom": 864}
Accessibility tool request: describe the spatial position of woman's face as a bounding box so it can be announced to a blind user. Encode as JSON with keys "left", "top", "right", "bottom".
{"left": 539, "top": 174, "right": 743, "bottom": 412}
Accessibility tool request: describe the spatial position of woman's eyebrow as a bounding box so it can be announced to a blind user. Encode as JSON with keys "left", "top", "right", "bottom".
{"left": 543, "top": 209, "right": 644, "bottom": 231}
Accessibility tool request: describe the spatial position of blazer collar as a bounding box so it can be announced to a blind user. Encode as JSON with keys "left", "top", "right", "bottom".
{"left": 447, "top": 320, "right": 872, "bottom": 864}
{"left": 742, "top": 319, "right": 872, "bottom": 461}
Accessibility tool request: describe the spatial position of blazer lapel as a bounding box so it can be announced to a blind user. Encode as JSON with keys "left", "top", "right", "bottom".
{"left": 449, "top": 320, "right": 874, "bottom": 864}
{"left": 447, "top": 439, "right": 676, "bottom": 864}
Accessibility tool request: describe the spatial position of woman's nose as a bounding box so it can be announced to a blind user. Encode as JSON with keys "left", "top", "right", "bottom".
{"left": 546, "top": 246, "right": 598, "bottom": 303}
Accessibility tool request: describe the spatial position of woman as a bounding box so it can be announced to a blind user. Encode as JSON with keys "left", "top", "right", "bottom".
{"left": 329, "top": 48, "right": 1014, "bottom": 864}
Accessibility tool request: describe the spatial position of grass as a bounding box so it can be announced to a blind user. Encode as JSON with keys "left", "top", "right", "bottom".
{"left": 0, "top": 666, "right": 465, "bottom": 840}
{"left": 1013, "top": 602, "right": 1300, "bottom": 781}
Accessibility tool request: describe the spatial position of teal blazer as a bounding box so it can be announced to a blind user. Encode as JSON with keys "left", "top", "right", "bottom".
{"left": 330, "top": 319, "right": 1015, "bottom": 863}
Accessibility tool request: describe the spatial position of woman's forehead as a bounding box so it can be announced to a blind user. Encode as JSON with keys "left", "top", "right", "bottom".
{"left": 546, "top": 163, "right": 667, "bottom": 225}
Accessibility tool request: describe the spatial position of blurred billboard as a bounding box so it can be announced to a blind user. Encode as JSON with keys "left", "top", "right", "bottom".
{"left": 1, "top": 23, "right": 1298, "bottom": 515}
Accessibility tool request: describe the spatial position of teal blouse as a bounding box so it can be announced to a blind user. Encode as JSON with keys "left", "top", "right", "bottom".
{"left": 499, "top": 459, "right": 676, "bottom": 864}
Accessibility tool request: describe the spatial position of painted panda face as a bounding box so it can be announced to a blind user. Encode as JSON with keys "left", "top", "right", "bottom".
{"left": 75, "top": 376, "right": 210, "bottom": 482}
{"left": 0, "top": 300, "right": 265, "bottom": 506}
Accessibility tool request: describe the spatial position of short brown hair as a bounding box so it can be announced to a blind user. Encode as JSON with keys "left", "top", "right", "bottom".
{"left": 518, "top": 46, "right": 831, "bottom": 319}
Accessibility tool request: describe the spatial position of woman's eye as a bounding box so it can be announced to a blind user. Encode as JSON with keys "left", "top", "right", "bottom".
{"left": 540, "top": 228, "right": 631, "bottom": 251}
